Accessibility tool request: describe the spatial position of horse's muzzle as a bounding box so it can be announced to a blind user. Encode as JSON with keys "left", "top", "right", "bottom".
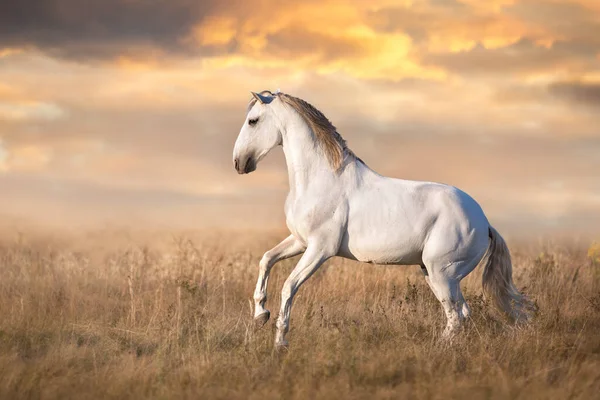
{"left": 234, "top": 156, "right": 256, "bottom": 174}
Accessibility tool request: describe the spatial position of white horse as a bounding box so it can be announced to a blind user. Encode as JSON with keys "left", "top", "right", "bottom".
{"left": 233, "top": 90, "right": 532, "bottom": 348}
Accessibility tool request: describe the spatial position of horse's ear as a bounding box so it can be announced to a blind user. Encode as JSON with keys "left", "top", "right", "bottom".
{"left": 251, "top": 92, "right": 263, "bottom": 104}
{"left": 251, "top": 91, "right": 274, "bottom": 104}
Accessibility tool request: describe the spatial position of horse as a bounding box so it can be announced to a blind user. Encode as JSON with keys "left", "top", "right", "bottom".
{"left": 232, "top": 90, "right": 532, "bottom": 348}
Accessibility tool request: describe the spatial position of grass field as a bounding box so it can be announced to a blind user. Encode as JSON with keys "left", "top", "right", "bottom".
{"left": 0, "top": 228, "right": 599, "bottom": 399}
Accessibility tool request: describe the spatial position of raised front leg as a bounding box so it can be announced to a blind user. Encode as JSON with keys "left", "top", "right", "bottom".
{"left": 254, "top": 235, "right": 305, "bottom": 326}
{"left": 275, "top": 246, "right": 332, "bottom": 348}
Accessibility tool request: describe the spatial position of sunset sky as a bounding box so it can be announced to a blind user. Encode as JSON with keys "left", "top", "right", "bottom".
{"left": 1, "top": 0, "right": 599, "bottom": 235}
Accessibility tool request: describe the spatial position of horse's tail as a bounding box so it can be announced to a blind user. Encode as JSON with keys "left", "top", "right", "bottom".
{"left": 481, "top": 226, "right": 533, "bottom": 322}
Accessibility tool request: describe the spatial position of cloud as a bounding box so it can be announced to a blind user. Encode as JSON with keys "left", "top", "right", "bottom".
{"left": 366, "top": 1, "right": 524, "bottom": 52}
{"left": 1, "top": 0, "right": 599, "bottom": 72}
{"left": 1, "top": 0, "right": 600, "bottom": 234}
{"left": 548, "top": 81, "right": 600, "bottom": 107}
{"left": 0, "top": 144, "right": 53, "bottom": 172}
{"left": 3, "top": 0, "right": 597, "bottom": 83}
{"left": 506, "top": 0, "right": 600, "bottom": 42}
{"left": 366, "top": 0, "right": 600, "bottom": 79}
{"left": 263, "top": 26, "right": 365, "bottom": 62}
{"left": 422, "top": 38, "right": 597, "bottom": 77}
{"left": 0, "top": 0, "right": 379, "bottom": 64}
{"left": 0, "top": 140, "right": 8, "bottom": 172}
{"left": 0, "top": 0, "right": 231, "bottom": 60}
{"left": 0, "top": 101, "right": 67, "bottom": 121}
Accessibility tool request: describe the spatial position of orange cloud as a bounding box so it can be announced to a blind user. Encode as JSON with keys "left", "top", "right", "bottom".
{"left": 0, "top": 48, "right": 23, "bottom": 58}
{"left": 190, "top": 16, "right": 237, "bottom": 46}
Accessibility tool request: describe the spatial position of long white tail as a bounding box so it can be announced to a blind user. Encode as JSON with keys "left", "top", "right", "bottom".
{"left": 481, "top": 226, "right": 533, "bottom": 321}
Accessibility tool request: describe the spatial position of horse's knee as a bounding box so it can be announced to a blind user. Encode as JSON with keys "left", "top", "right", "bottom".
{"left": 259, "top": 252, "right": 272, "bottom": 272}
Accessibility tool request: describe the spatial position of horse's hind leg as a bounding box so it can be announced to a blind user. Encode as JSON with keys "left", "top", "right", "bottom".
{"left": 421, "top": 264, "right": 464, "bottom": 329}
{"left": 425, "top": 280, "right": 469, "bottom": 322}
{"left": 423, "top": 255, "right": 482, "bottom": 337}
{"left": 426, "top": 273, "right": 465, "bottom": 338}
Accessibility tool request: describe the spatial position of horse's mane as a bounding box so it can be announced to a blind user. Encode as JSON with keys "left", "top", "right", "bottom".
{"left": 248, "top": 91, "right": 354, "bottom": 171}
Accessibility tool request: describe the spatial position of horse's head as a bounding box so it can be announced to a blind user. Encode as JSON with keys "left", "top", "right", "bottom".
{"left": 233, "top": 91, "right": 282, "bottom": 174}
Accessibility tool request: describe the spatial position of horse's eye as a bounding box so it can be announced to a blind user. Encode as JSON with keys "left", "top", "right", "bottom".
{"left": 248, "top": 117, "right": 259, "bottom": 126}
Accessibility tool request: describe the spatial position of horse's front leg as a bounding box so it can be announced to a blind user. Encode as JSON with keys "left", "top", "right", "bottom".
{"left": 275, "top": 245, "right": 332, "bottom": 348}
{"left": 254, "top": 235, "right": 305, "bottom": 326}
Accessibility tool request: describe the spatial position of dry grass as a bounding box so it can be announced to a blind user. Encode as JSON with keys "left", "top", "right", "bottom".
{"left": 0, "top": 229, "right": 599, "bottom": 399}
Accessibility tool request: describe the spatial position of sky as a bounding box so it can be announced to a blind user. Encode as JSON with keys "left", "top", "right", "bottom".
{"left": 1, "top": 0, "right": 599, "bottom": 236}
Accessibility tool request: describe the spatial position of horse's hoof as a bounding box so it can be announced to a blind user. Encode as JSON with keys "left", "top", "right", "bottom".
{"left": 254, "top": 311, "right": 270, "bottom": 327}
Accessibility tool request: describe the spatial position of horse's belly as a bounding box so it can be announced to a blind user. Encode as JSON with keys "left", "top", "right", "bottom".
{"left": 337, "top": 234, "right": 423, "bottom": 265}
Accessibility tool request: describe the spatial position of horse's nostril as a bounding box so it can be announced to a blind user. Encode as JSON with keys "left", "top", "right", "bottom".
{"left": 234, "top": 159, "right": 239, "bottom": 171}
{"left": 244, "top": 158, "right": 255, "bottom": 173}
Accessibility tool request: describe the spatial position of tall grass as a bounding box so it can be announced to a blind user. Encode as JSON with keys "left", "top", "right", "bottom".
{"left": 0, "top": 229, "right": 598, "bottom": 399}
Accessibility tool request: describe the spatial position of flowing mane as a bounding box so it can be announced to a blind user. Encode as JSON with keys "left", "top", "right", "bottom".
{"left": 248, "top": 91, "right": 353, "bottom": 171}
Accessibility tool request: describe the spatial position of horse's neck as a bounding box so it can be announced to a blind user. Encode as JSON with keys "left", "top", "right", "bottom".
{"left": 281, "top": 122, "right": 338, "bottom": 196}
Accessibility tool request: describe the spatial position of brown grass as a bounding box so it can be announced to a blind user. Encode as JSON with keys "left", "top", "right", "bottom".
{"left": 0, "top": 229, "right": 599, "bottom": 399}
